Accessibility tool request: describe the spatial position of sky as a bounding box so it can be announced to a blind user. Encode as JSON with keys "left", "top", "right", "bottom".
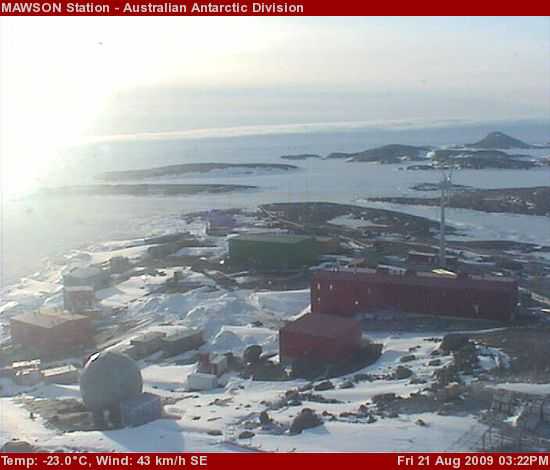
{"left": 0, "top": 16, "right": 549, "bottom": 192}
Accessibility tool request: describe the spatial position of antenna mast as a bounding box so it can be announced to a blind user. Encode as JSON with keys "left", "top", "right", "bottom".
{"left": 439, "top": 167, "right": 453, "bottom": 267}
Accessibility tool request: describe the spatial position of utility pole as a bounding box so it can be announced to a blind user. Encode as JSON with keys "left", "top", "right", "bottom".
{"left": 439, "top": 168, "right": 452, "bottom": 267}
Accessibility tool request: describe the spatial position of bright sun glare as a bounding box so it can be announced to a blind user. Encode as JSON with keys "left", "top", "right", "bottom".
{"left": 1, "top": 16, "right": 549, "bottom": 197}
{"left": 1, "top": 16, "right": 270, "bottom": 196}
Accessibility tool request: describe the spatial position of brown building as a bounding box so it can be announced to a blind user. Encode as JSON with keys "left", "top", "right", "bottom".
{"left": 279, "top": 313, "right": 361, "bottom": 364}
{"left": 10, "top": 311, "right": 94, "bottom": 356}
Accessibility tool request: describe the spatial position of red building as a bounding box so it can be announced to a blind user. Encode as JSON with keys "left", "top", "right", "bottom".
{"left": 10, "top": 311, "right": 94, "bottom": 356}
{"left": 279, "top": 313, "right": 361, "bottom": 363}
{"left": 311, "top": 268, "right": 518, "bottom": 322}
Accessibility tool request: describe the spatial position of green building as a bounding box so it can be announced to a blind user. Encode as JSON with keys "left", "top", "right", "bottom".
{"left": 228, "top": 233, "right": 319, "bottom": 270}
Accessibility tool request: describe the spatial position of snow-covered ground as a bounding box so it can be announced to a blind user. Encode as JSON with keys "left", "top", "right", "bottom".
{"left": 95, "top": 271, "right": 180, "bottom": 310}
{"left": 0, "top": 330, "right": 488, "bottom": 452}
{"left": 0, "top": 219, "right": 493, "bottom": 452}
{"left": 172, "top": 246, "right": 226, "bottom": 258}
{"left": 2, "top": 140, "right": 549, "bottom": 451}
{"left": 0, "top": 397, "right": 234, "bottom": 452}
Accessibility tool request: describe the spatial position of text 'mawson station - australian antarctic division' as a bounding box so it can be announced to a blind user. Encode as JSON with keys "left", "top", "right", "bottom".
{"left": 2, "top": 2, "right": 306, "bottom": 14}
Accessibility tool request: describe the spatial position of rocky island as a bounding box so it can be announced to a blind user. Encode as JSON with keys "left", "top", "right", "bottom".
{"left": 98, "top": 162, "right": 299, "bottom": 181}
{"left": 261, "top": 201, "right": 447, "bottom": 238}
{"left": 431, "top": 149, "right": 537, "bottom": 169}
{"left": 322, "top": 133, "right": 547, "bottom": 169}
{"left": 369, "top": 186, "right": 550, "bottom": 216}
{"left": 326, "top": 144, "right": 431, "bottom": 163}
{"left": 39, "top": 184, "right": 257, "bottom": 197}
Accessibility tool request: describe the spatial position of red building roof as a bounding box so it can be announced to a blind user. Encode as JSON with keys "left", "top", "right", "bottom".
{"left": 11, "top": 311, "right": 89, "bottom": 328}
{"left": 313, "top": 268, "right": 516, "bottom": 291}
{"left": 281, "top": 313, "right": 360, "bottom": 339}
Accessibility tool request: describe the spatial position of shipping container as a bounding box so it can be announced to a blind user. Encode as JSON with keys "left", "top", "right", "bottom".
{"left": 161, "top": 329, "right": 204, "bottom": 356}
{"left": 109, "top": 256, "right": 131, "bottom": 274}
{"left": 187, "top": 372, "right": 218, "bottom": 391}
{"left": 120, "top": 392, "right": 162, "bottom": 427}
{"left": 15, "top": 369, "right": 43, "bottom": 386}
{"left": 197, "top": 353, "right": 228, "bottom": 377}
{"left": 12, "top": 359, "right": 41, "bottom": 371}
{"left": 210, "top": 355, "right": 228, "bottom": 377}
{"left": 42, "top": 365, "right": 79, "bottom": 385}
{"left": 63, "top": 286, "right": 96, "bottom": 313}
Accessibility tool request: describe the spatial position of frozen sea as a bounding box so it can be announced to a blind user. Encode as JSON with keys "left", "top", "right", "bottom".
{"left": 1, "top": 119, "right": 550, "bottom": 287}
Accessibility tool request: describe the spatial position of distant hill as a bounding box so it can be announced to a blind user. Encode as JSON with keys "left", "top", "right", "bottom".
{"left": 280, "top": 154, "right": 322, "bottom": 160}
{"left": 326, "top": 144, "right": 431, "bottom": 163}
{"left": 466, "top": 132, "right": 535, "bottom": 149}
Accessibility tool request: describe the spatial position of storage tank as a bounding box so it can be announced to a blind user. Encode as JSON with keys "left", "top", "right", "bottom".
{"left": 80, "top": 351, "right": 143, "bottom": 412}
